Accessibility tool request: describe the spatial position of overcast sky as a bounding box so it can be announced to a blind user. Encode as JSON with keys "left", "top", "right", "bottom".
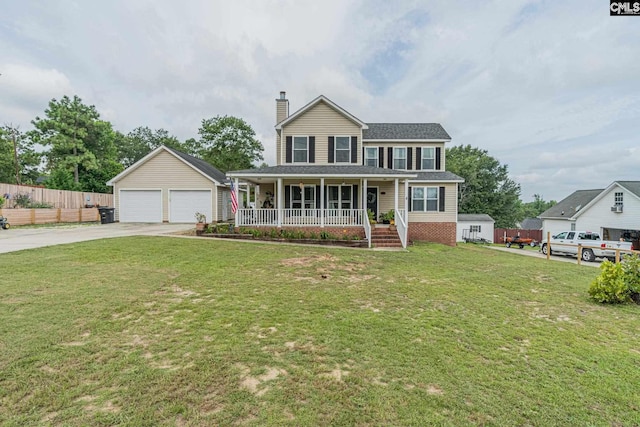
{"left": 1, "top": 0, "right": 638, "bottom": 201}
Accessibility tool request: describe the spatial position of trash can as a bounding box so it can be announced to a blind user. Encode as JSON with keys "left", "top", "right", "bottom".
{"left": 98, "top": 207, "right": 116, "bottom": 224}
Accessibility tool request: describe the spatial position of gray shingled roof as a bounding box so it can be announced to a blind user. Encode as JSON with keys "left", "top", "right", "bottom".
{"left": 458, "top": 214, "right": 494, "bottom": 222}
{"left": 164, "top": 146, "right": 228, "bottom": 184}
{"left": 363, "top": 123, "right": 451, "bottom": 140}
{"left": 520, "top": 218, "right": 543, "bottom": 230}
{"left": 617, "top": 181, "right": 640, "bottom": 198}
{"left": 413, "top": 171, "right": 464, "bottom": 182}
{"left": 538, "top": 189, "right": 602, "bottom": 219}
{"left": 228, "top": 165, "right": 416, "bottom": 177}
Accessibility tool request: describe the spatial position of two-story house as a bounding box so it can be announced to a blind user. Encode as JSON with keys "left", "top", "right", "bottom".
{"left": 227, "top": 92, "right": 463, "bottom": 248}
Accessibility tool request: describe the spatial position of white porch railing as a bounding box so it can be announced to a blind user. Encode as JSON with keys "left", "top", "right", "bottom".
{"left": 236, "top": 208, "right": 366, "bottom": 227}
{"left": 238, "top": 208, "right": 279, "bottom": 226}
{"left": 395, "top": 208, "right": 408, "bottom": 248}
{"left": 363, "top": 216, "right": 372, "bottom": 248}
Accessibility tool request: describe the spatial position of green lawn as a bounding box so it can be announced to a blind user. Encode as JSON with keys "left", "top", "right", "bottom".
{"left": 1, "top": 237, "right": 639, "bottom": 426}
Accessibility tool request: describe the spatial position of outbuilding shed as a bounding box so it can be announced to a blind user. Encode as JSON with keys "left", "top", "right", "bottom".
{"left": 457, "top": 213, "right": 495, "bottom": 243}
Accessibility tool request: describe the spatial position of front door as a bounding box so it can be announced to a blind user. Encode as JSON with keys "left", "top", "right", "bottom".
{"left": 366, "top": 187, "right": 378, "bottom": 220}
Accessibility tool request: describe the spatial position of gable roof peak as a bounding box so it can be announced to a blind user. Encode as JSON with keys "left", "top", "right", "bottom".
{"left": 107, "top": 145, "right": 227, "bottom": 186}
{"left": 275, "top": 94, "right": 368, "bottom": 130}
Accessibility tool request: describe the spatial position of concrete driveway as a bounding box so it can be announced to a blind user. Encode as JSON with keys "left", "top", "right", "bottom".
{"left": 486, "top": 245, "right": 601, "bottom": 268}
{"left": 0, "top": 223, "right": 195, "bottom": 254}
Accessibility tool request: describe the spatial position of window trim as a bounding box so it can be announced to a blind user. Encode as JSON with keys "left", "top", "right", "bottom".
{"left": 421, "top": 146, "right": 436, "bottom": 170}
{"left": 334, "top": 135, "right": 351, "bottom": 163}
{"left": 327, "top": 185, "right": 353, "bottom": 210}
{"left": 411, "top": 186, "right": 439, "bottom": 212}
{"left": 290, "top": 184, "right": 315, "bottom": 209}
{"left": 614, "top": 191, "right": 623, "bottom": 206}
{"left": 393, "top": 146, "right": 407, "bottom": 170}
{"left": 364, "top": 146, "right": 378, "bottom": 168}
{"left": 293, "top": 135, "right": 309, "bottom": 163}
{"left": 470, "top": 225, "right": 481, "bottom": 233}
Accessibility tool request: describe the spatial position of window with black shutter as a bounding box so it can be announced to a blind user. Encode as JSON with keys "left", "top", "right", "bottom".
{"left": 308, "top": 136, "right": 315, "bottom": 163}
{"left": 328, "top": 136, "right": 335, "bottom": 163}
{"left": 285, "top": 136, "right": 292, "bottom": 163}
{"left": 351, "top": 136, "right": 357, "bottom": 163}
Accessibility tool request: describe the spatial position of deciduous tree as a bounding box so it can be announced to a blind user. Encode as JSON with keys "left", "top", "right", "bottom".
{"left": 0, "top": 126, "right": 41, "bottom": 184}
{"left": 189, "top": 116, "right": 263, "bottom": 173}
{"left": 446, "top": 144, "right": 521, "bottom": 228}
{"left": 117, "top": 126, "right": 186, "bottom": 168}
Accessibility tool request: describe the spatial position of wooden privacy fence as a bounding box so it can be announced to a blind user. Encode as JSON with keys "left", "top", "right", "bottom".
{"left": 0, "top": 183, "right": 113, "bottom": 209}
{"left": 0, "top": 208, "right": 100, "bottom": 226}
{"left": 495, "top": 228, "right": 542, "bottom": 244}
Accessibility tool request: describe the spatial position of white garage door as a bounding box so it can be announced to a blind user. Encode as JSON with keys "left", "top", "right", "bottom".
{"left": 119, "top": 190, "right": 162, "bottom": 223}
{"left": 169, "top": 190, "right": 212, "bottom": 223}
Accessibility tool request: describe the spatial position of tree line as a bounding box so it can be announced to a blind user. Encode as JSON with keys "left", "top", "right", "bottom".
{"left": 446, "top": 145, "right": 556, "bottom": 228}
{"left": 2, "top": 95, "right": 554, "bottom": 227}
{"left": 1, "top": 95, "right": 264, "bottom": 194}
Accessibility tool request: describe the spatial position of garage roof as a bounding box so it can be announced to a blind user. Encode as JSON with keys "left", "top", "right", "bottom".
{"left": 107, "top": 145, "right": 227, "bottom": 186}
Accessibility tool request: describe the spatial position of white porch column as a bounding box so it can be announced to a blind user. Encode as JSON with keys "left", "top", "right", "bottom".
{"left": 363, "top": 178, "right": 368, "bottom": 215}
{"left": 277, "top": 178, "right": 283, "bottom": 227}
{"left": 394, "top": 178, "right": 399, "bottom": 212}
{"left": 234, "top": 178, "right": 240, "bottom": 226}
{"left": 256, "top": 184, "right": 260, "bottom": 208}
{"left": 404, "top": 179, "right": 409, "bottom": 223}
{"left": 320, "top": 178, "right": 325, "bottom": 228}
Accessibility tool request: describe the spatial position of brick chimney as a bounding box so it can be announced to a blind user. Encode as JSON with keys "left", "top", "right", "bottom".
{"left": 276, "top": 91, "right": 289, "bottom": 124}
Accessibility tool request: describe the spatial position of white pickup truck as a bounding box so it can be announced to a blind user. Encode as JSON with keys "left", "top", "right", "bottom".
{"left": 540, "top": 231, "right": 633, "bottom": 262}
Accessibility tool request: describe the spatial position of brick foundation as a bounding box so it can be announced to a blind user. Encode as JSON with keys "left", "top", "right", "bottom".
{"left": 408, "top": 222, "right": 457, "bottom": 246}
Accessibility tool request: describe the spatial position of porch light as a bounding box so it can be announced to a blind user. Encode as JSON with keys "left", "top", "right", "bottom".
{"left": 299, "top": 182, "right": 304, "bottom": 190}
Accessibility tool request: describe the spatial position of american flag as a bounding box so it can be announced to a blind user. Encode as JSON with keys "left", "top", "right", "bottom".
{"left": 230, "top": 181, "right": 239, "bottom": 214}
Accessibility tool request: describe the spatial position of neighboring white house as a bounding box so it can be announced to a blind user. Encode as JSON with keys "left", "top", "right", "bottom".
{"left": 457, "top": 214, "right": 494, "bottom": 243}
{"left": 539, "top": 181, "right": 640, "bottom": 249}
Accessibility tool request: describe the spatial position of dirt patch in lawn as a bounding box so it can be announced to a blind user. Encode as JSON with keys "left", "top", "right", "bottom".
{"left": 280, "top": 254, "right": 337, "bottom": 267}
{"left": 237, "top": 365, "right": 287, "bottom": 396}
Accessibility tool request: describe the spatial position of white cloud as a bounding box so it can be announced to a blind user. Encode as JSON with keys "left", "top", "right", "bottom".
{"left": 0, "top": 0, "right": 638, "bottom": 201}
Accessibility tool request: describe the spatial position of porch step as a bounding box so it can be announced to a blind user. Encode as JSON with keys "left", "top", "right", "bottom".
{"left": 370, "top": 228, "right": 403, "bottom": 248}
{"left": 371, "top": 241, "right": 403, "bottom": 248}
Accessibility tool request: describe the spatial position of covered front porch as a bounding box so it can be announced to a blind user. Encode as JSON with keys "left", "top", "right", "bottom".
{"left": 227, "top": 166, "right": 416, "bottom": 248}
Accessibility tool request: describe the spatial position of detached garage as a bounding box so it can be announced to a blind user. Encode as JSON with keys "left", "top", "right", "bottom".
{"left": 107, "top": 146, "right": 231, "bottom": 223}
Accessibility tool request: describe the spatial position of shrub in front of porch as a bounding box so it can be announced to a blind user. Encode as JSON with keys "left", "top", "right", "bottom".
{"left": 236, "top": 226, "right": 364, "bottom": 241}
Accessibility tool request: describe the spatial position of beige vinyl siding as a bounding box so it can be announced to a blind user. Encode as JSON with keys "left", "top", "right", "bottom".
{"left": 374, "top": 182, "right": 406, "bottom": 216}
{"left": 361, "top": 141, "right": 446, "bottom": 170}
{"left": 276, "top": 100, "right": 288, "bottom": 124}
{"left": 217, "top": 188, "right": 224, "bottom": 221}
{"left": 114, "top": 150, "right": 217, "bottom": 222}
{"left": 280, "top": 101, "right": 362, "bottom": 165}
{"left": 407, "top": 182, "right": 457, "bottom": 223}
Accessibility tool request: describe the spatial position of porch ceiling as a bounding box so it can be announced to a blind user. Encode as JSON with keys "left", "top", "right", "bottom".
{"left": 228, "top": 165, "right": 417, "bottom": 184}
